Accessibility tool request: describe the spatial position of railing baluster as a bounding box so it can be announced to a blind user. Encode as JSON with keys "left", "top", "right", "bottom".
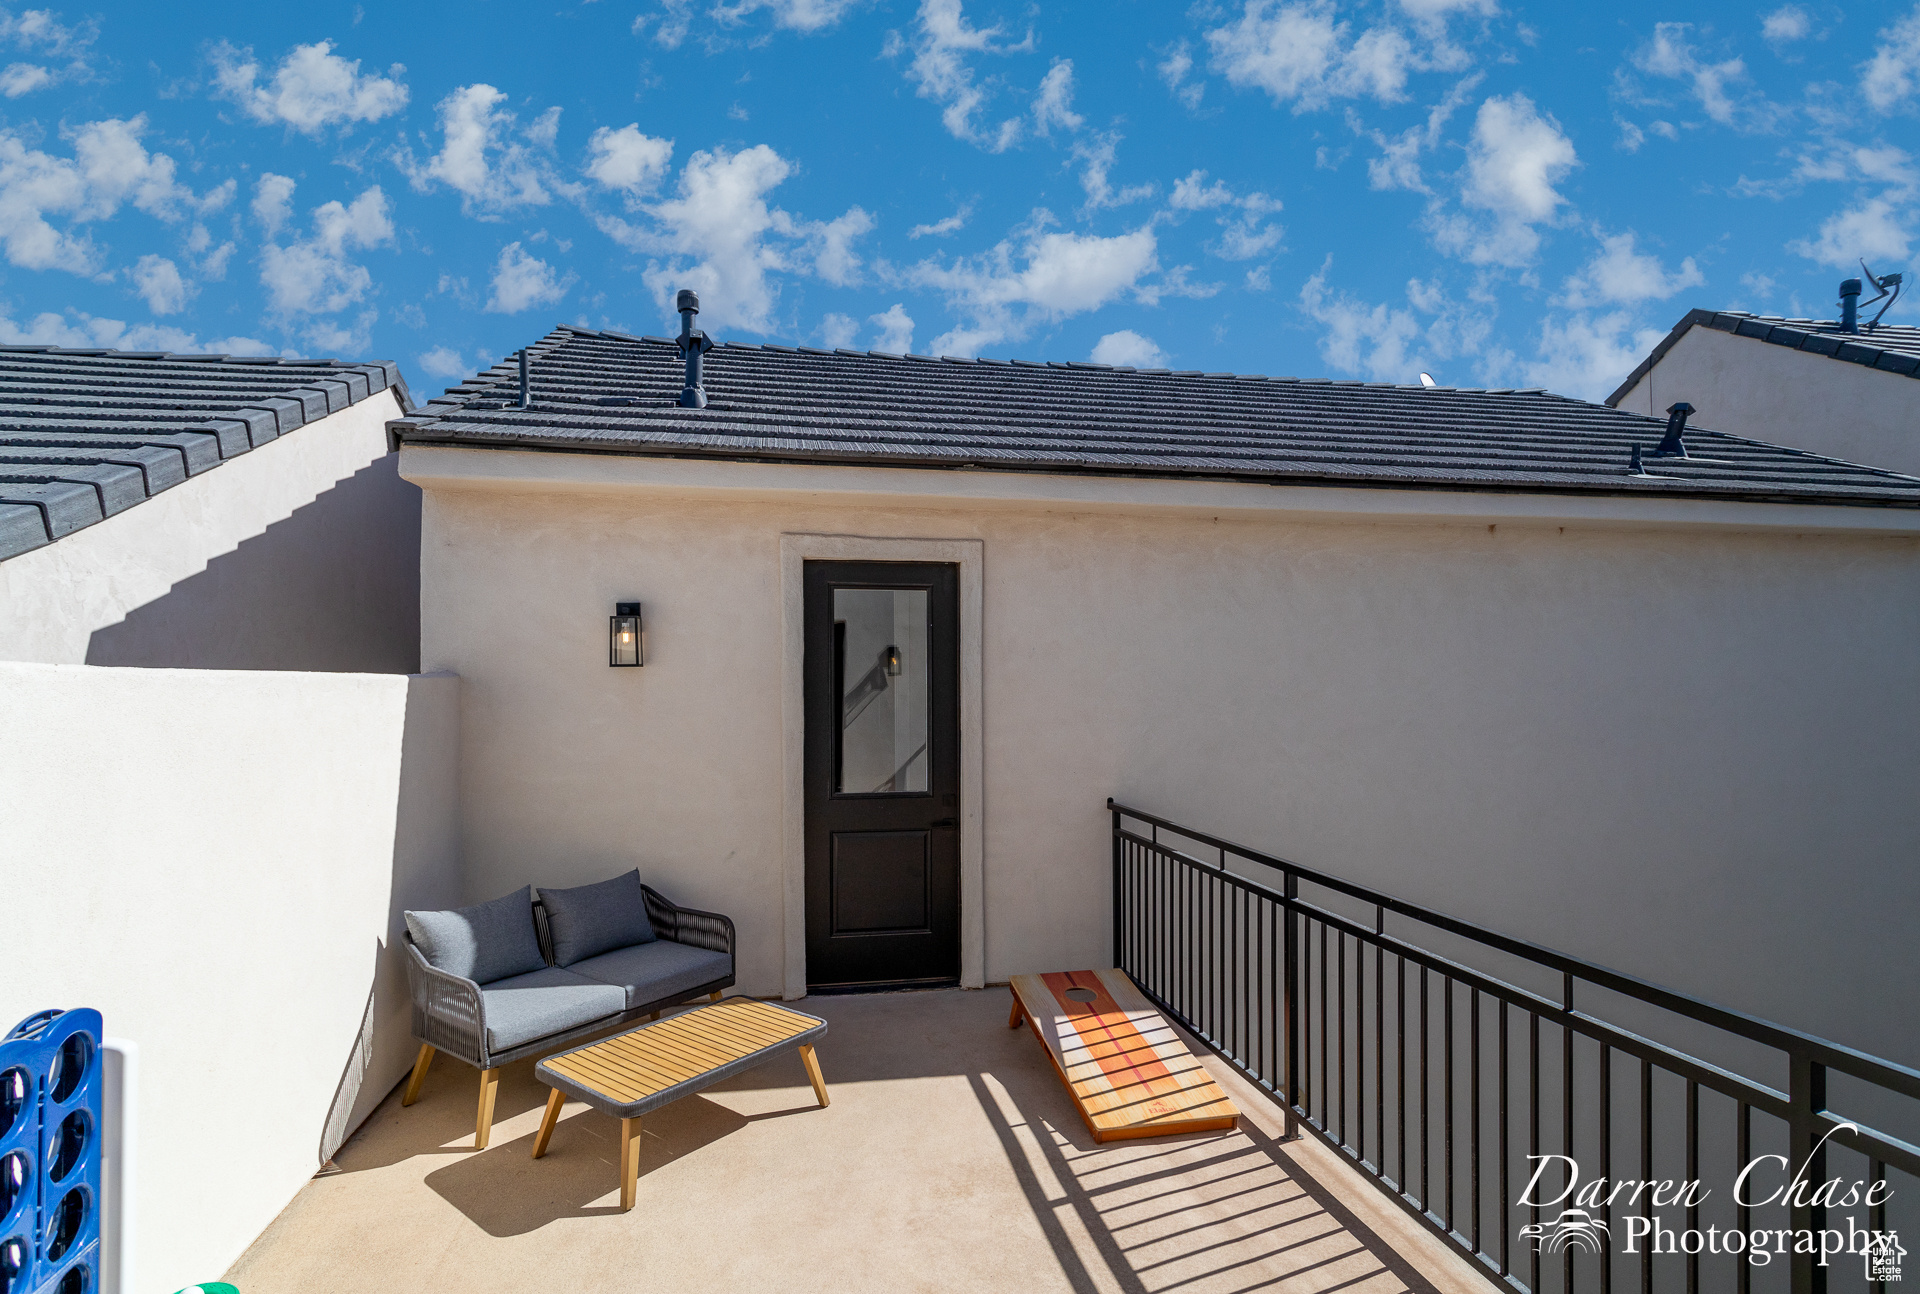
{"left": 1640, "top": 1057, "right": 1653, "bottom": 1294}
{"left": 1736, "top": 1100, "right": 1750, "bottom": 1294}
{"left": 1376, "top": 934, "right": 1385, "bottom": 1178}
{"left": 1398, "top": 953, "right": 1407, "bottom": 1192}
{"left": 1284, "top": 869, "right": 1298, "bottom": 1138}
{"left": 1320, "top": 918, "right": 1329, "bottom": 1132}
{"left": 1500, "top": 998, "right": 1511, "bottom": 1280}
{"left": 1685, "top": 1078, "right": 1699, "bottom": 1294}
{"left": 1421, "top": 965, "right": 1430, "bottom": 1210}
{"left": 1565, "top": 971, "right": 1576, "bottom": 1294}
{"left": 1471, "top": 988, "right": 1482, "bottom": 1259}
{"left": 1446, "top": 974, "right": 1455, "bottom": 1235}
{"left": 1530, "top": 1011, "right": 1541, "bottom": 1294}
{"left": 1600, "top": 1042, "right": 1612, "bottom": 1294}
{"left": 1338, "top": 927, "right": 1348, "bottom": 1150}
{"left": 1871, "top": 1158, "right": 1887, "bottom": 1294}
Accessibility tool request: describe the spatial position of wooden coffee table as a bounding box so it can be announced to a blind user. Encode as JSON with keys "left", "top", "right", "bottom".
{"left": 532, "top": 998, "right": 830, "bottom": 1210}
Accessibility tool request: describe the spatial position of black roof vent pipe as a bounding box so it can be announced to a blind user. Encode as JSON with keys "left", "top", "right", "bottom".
{"left": 517, "top": 348, "right": 531, "bottom": 410}
{"left": 1652, "top": 401, "right": 1694, "bottom": 459}
{"left": 1839, "top": 278, "right": 1862, "bottom": 333}
{"left": 675, "top": 289, "right": 715, "bottom": 408}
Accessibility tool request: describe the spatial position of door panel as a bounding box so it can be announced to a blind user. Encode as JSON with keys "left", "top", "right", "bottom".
{"left": 805, "top": 561, "right": 960, "bottom": 990}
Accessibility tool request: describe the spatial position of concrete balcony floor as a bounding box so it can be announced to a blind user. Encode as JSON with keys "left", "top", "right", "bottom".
{"left": 230, "top": 987, "right": 1497, "bottom": 1293}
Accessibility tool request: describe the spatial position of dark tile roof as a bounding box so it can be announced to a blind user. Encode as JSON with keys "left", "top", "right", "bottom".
{"left": 0, "top": 347, "right": 411, "bottom": 562}
{"left": 1607, "top": 309, "right": 1920, "bottom": 408}
{"left": 390, "top": 326, "right": 1920, "bottom": 512}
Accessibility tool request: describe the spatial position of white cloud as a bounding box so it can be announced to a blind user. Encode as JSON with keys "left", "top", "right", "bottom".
{"left": 910, "top": 221, "right": 1160, "bottom": 355}
{"left": 806, "top": 206, "right": 876, "bottom": 287}
{"left": 1074, "top": 134, "right": 1154, "bottom": 211}
{"left": 259, "top": 184, "right": 394, "bottom": 315}
{"left": 398, "top": 84, "right": 564, "bottom": 216}
{"left": 1168, "top": 169, "right": 1284, "bottom": 260}
{"left": 1632, "top": 24, "right": 1749, "bottom": 126}
{"left": 251, "top": 172, "right": 296, "bottom": 237}
{"left": 1090, "top": 329, "right": 1166, "bottom": 367}
{"left": 1863, "top": 5, "right": 1920, "bottom": 112}
{"left": 486, "top": 240, "right": 575, "bottom": 313}
{"left": 418, "top": 345, "right": 468, "bottom": 379}
{"left": 1159, "top": 41, "right": 1204, "bottom": 110}
{"left": 1788, "top": 196, "right": 1914, "bottom": 268}
{"left": 131, "top": 254, "right": 191, "bottom": 314}
{"left": 622, "top": 144, "right": 793, "bottom": 332}
{"left": 1298, "top": 259, "right": 1491, "bottom": 384}
{"left": 644, "top": 0, "right": 862, "bottom": 49}
{"left": 585, "top": 124, "right": 673, "bottom": 194}
{"left": 892, "top": 0, "right": 1031, "bottom": 151}
{"left": 1205, "top": 0, "right": 1418, "bottom": 112}
{"left": 1560, "top": 231, "right": 1703, "bottom": 308}
{"left": 1032, "top": 59, "right": 1082, "bottom": 135}
{"left": 1520, "top": 312, "right": 1665, "bottom": 402}
{"left": 1431, "top": 93, "right": 1576, "bottom": 267}
{"left": 909, "top": 204, "right": 971, "bottom": 239}
{"left": 0, "top": 116, "right": 195, "bottom": 275}
{"left": 1398, "top": 0, "right": 1495, "bottom": 23}
{"left": 1360, "top": 75, "right": 1479, "bottom": 193}
{"left": 1761, "top": 6, "right": 1810, "bottom": 44}
{"left": 302, "top": 310, "right": 377, "bottom": 356}
{"left": 0, "top": 8, "right": 96, "bottom": 98}
{"left": 819, "top": 312, "right": 858, "bottom": 348}
{"left": 869, "top": 302, "right": 913, "bottom": 352}
{"left": 209, "top": 39, "right": 407, "bottom": 135}
{"left": 0, "top": 306, "right": 268, "bottom": 353}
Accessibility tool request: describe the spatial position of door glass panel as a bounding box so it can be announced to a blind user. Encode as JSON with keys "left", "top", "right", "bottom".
{"left": 834, "top": 587, "right": 930, "bottom": 794}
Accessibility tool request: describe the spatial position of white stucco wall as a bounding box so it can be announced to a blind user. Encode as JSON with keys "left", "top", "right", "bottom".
{"left": 1, "top": 662, "right": 460, "bottom": 1294}
{"left": 0, "top": 389, "right": 420, "bottom": 671}
{"left": 1612, "top": 326, "right": 1920, "bottom": 476}
{"left": 405, "top": 448, "right": 1920, "bottom": 1073}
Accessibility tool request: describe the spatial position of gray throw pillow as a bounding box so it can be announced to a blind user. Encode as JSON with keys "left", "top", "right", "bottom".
{"left": 405, "top": 887, "right": 547, "bottom": 984}
{"left": 537, "top": 870, "right": 656, "bottom": 966}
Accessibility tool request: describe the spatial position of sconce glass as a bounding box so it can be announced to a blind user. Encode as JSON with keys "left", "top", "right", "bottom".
{"left": 610, "top": 602, "right": 643, "bottom": 667}
{"left": 883, "top": 643, "right": 902, "bottom": 676}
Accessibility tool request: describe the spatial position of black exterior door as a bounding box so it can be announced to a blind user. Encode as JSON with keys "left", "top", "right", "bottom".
{"left": 804, "top": 561, "right": 960, "bottom": 991}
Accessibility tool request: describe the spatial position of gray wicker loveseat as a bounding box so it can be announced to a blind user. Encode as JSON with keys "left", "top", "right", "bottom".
{"left": 399, "top": 870, "right": 735, "bottom": 1148}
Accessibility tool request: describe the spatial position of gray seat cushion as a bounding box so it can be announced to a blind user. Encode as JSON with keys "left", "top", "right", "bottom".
{"left": 568, "top": 940, "right": 732, "bottom": 1009}
{"left": 537, "top": 870, "right": 656, "bottom": 966}
{"left": 406, "top": 887, "right": 546, "bottom": 985}
{"left": 480, "top": 966, "right": 626, "bottom": 1053}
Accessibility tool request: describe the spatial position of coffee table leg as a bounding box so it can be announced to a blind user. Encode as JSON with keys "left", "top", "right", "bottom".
{"left": 799, "top": 1044, "right": 829, "bottom": 1108}
{"left": 619, "top": 1117, "right": 642, "bottom": 1211}
{"left": 531, "top": 1088, "right": 565, "bottom": 1160}
{"left": 1008, "top": 995, "right": 1025, "bottom": 1028}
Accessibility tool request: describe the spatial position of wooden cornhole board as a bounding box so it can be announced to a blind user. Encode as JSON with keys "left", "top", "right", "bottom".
{"left": 1008, "top": 968, "right": 1239, "bottom": 1143}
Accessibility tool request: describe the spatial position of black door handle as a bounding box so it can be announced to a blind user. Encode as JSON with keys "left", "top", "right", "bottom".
{"left": 931, "top": 818, "right": 957, "bottom": 829}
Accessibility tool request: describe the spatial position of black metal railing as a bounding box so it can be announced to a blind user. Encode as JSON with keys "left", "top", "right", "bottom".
{"left": 1110, "top": 800, "right": 1920, "bottom": 1294}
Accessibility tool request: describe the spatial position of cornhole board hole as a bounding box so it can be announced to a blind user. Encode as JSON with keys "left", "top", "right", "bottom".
{"left": 1008, "top": 968, "right": 1239, "bottom": 1143}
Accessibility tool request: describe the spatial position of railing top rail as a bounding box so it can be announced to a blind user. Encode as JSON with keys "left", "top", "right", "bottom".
{"left": 1110, "top": 800, "right": 1920, "bottom": 1098}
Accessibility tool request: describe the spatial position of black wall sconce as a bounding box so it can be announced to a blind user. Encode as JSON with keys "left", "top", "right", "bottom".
{"left": 883, "top": 644, "right": 902, "bottom": 677}
{"left": 610, "top": 602, "right": 643, "bottom": 667}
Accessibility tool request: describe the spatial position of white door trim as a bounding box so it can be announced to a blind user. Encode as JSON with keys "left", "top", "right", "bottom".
{"left": 779, "top": 533, "right": 985, "bottom": 1000}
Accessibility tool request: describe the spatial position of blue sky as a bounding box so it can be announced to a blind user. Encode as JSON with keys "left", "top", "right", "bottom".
{"left": 1, "top": 0, "right": 1916, "bottom": 401}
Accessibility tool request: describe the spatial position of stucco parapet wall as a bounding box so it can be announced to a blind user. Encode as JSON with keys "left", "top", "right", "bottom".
{"left": 398, "top": 444, "right": 1920, "bottom": 538}
{"left": 1606, "top": 309, "right": 1920, "bottom": 408}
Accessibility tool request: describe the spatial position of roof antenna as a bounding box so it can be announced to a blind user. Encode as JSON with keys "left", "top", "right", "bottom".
{"left": 675, "top": 289, "right": 715, "bottom": 409}
{"left": 1857, "top": 260, "right": 1904, "bottom": 331}
{"left": 517, "top": 348, "right": 531, "bottom": 410}
{"left": 1651, "top": 402, "right": 1693, "bottom": 459}
{"left": 1418, "top": 372, "right": 1437, "bottom": 388}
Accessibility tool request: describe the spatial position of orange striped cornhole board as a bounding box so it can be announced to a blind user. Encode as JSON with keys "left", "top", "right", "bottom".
{"left": 1007, "top": 967, "right": 1238, "bottom": 1142}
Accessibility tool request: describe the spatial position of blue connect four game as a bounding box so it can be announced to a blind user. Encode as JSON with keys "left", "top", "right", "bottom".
{"left": 1, "top": 1008, "right": 102, "bottom": 1294}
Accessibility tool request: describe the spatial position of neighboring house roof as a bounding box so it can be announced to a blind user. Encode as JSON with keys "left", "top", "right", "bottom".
{"left": 389, "top": 326, "right": 1920, "bottom": 510}
{"left": 0, "top": 347, "right": 412, "bottom": 561}
{"left": 1607, "top": 310, "right": 1920, "bottom": 408}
